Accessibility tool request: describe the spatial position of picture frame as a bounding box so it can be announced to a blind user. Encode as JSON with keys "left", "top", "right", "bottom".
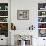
{"left": 17, "top": 10, "right": 29, "bottom": 20}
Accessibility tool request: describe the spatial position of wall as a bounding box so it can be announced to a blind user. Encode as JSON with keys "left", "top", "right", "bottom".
{"left": 11, "top": 0, "right": 38, "bottom": 30}
{"left": 11, "top": 0, "right": 46, "bottom": 30}
{"left": 11, "top": 0, "right": 46, "bottom": 46}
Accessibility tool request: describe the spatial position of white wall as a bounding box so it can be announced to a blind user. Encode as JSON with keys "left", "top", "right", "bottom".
{"left": 11, "top": 0, "right": 46, "bottom": 30}
{"left": 11, "top": 0, "right": 46, "bottom": 46}
{"left": 11, "top": 0, "right": 38, "bottom": 30}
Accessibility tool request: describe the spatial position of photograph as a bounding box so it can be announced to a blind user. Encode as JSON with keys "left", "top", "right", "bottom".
{"left": 17, "top": 10, "right": 29, "bottom": 20}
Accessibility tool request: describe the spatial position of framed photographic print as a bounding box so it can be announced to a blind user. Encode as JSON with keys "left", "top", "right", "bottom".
{"left": 17, "top": 10, "right": 29, "bottom": 20}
